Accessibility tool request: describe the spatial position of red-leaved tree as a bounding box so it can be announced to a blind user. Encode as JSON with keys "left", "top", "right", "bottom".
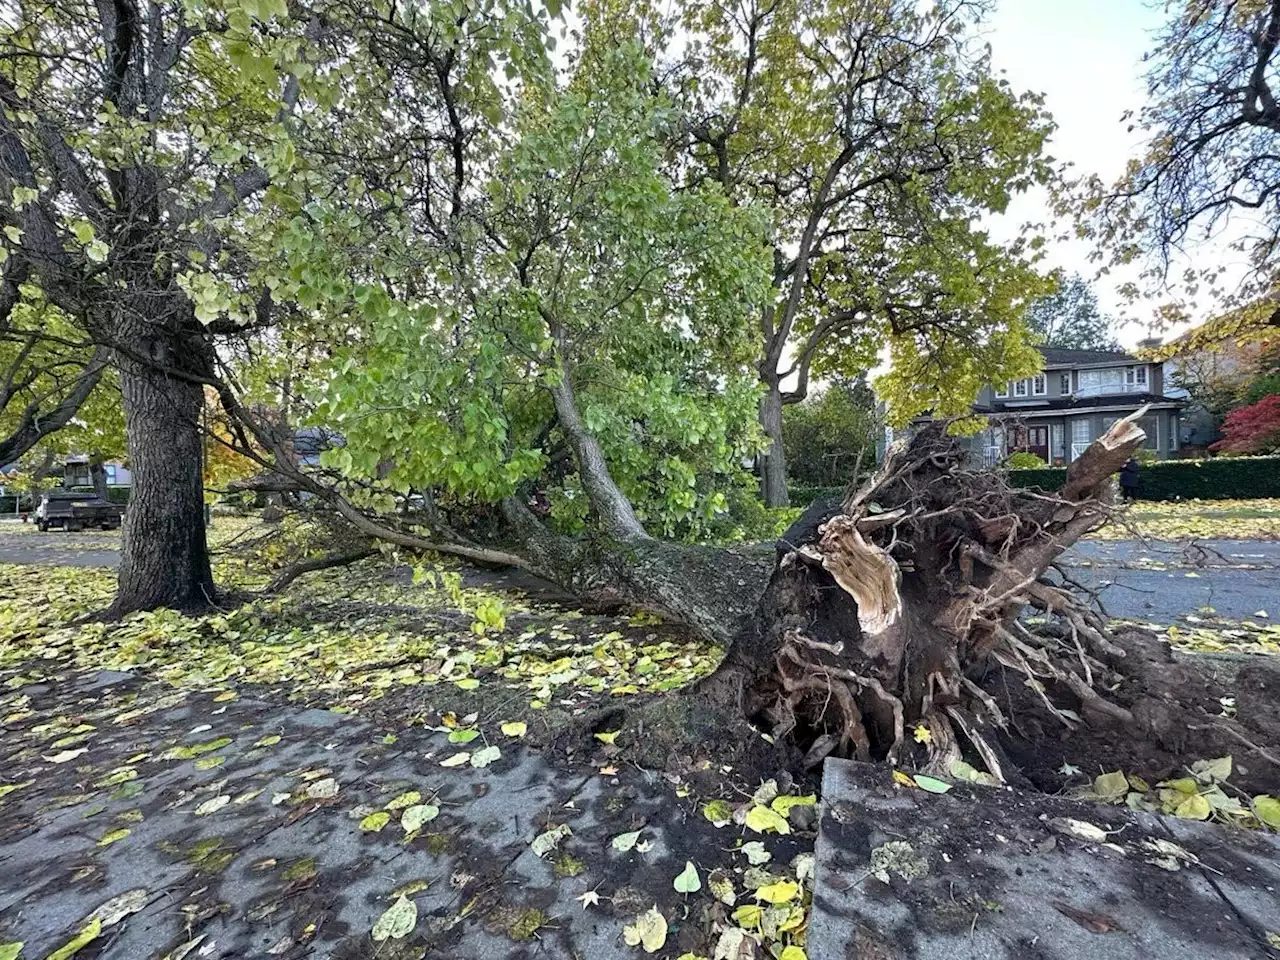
{"left": 1210, "top": 395, "right": 1280, "bottom": 454}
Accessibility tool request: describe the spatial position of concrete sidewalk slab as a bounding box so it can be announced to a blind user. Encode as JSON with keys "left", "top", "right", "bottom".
{"left": 810, "top": 759, "right": 1279, "bottom": 960}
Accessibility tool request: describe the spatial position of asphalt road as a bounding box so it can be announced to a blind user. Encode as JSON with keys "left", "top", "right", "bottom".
{"left": 2, "top": 523, "right": 1278, "bottom": 625}
{"left": 1061, "top": 539, "right": 1280, "bottom": 623}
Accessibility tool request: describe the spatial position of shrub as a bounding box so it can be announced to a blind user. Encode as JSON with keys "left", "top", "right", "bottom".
{"left": 788, "top": 485, "right": 844, "bottom": 507}
{"left": 1005, "top": 467, "right": 1067, "bottom": 493}
{"left": 1004, "top": 451, "right": 1047, "bottom": 469}
{"left": 781, "top": 382, "right": 877, "bottom": 487}
{"left": 1008, "top": 455, "right": 1280, "bottom": 500}
{"left": 1211, "top": 395, "right": 1280, "bottom": 454}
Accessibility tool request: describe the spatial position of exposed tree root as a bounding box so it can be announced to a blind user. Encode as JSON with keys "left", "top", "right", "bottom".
{"left": 705, "top": 411, "right": 1159, "bottom": 781}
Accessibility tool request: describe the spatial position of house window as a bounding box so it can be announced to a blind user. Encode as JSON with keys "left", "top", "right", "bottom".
{"left": 1126, "top": 366, "right": 1148, "bottom": 389}
{"left": 1138, "top": 415, "right": 1159, "bottom": 450}
{"left": 1031, "top": 374, "right": 1047, "bottom": 396}
{"left": 1060, "top": 373, "right": 1071, "bottom": 395}
{"left": 994, "top": 382, "right": 1009, "bottom": 398}
{"left": 1013, "top": 379, "right": 1029, "bottom": 397}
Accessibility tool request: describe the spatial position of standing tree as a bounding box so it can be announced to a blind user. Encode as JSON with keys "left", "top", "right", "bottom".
{"left": 0, "top": 0, "right": 552, "bottom": 613}
{"left": 781, "top": 378, "right": 876, "bottom": 488}
{"left": 1083, "top": 0, "right": 1280, "bottom": 347}
{"left": 1025, "top": 272, "right": 1123, "bottom": 351}
{"left": 585, "top": 0, "right": 1056, "bottom": 505}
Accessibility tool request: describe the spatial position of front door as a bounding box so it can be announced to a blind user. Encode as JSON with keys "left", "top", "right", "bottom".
{"left": 1026, "top": 425, "right": 1049, "bottom": 462}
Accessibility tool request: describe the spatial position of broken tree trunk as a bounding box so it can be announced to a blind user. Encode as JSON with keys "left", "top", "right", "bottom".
{"left": 699, "top": 412, "right": 1149, "bottom": 780}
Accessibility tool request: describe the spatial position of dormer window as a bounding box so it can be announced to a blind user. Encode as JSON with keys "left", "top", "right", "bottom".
{"left": 995, "top": 383, "right": 1009, "bottom": 398}
{"left": 1126, "top": 366, "right": 1148, "bottom": 389}
{"left": 1014, "top": 379, "right": 1028, "bottom": 397}
{"left": 1031, "top": 374, "right": 1047, "bottom": 396}
{"left": 1060, "top": 373, "right": 1071, "bottom": 395}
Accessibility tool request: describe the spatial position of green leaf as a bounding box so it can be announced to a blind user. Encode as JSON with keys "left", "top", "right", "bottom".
{"left": 470, "top": 745, "right": 501, "bottom": 768}
{"left": 360, "top": 811, "right": 391, "bottom": 832}
{"left": 1252, "top": 794, "right": 1280, "bottom": 828}
{"left": 97, "top": 827, "right": 130, "bottom": 846}
{"left": 744, "top": 805, "right": 790, "bottom": 834}
{"left": 46, "top": 919, "right": 101, "bottom": 960}
{"left": 0, "top": 943, "right": 23, "bottom": 960}
{"left": 739, "top": 841, "right": 770, "bottom": 864}
{"left": 371, "top": 895, "right": 417, "bottom": 941}
{"left": 531, "top": 824, "right": 571, "bottom": 858}
{"left": 385, "top": 791, "right": 421, "bottom": 811}
{"left": 673, "top": 861, "right": 700, "bottom": 894}
{"left": 612, "top": 830, "right": 642, "bottom": 852}
{"left": 401, "top": 803, "right": 440, "bottom": 833}
{"left": 1190, "top": 756, "right": 1232, "bottom": 783}
{"left": 702, "top": 799, "right": 733, "bottom": 826}
{"left": 448, "top": 728, "right": 480, "bottom": 744}
{"left": 1174, "top": 793, "right": 1212, "bottom": 820}
{"left": 770, "top": 794, "right": 816, "bottom": 818}
{"left": 754, "top": 879, "right": 799, "bottom": 903}
{"left": 913, "top": 775, "right": 953, "bottom": 795}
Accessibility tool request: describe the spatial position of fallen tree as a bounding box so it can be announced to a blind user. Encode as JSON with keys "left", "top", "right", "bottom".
{"left": 697, "top": 413, "right": 1148, "bottom": 779}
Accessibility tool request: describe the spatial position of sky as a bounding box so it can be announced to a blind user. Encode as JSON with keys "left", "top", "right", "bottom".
{"left": 982, "top": 0, "right": 1183, "bottom": 347}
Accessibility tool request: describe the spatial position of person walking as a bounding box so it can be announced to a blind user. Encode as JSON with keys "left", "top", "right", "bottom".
{"left": 1119, "top": 457, "right": 1140, "bottom": 502}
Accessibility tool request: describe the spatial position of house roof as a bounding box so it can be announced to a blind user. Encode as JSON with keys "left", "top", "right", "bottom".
{"left": 1036, "top": 346, "right": 1136, "bottom": 367}
{"left": 974, "top": 392, "right": 1183, "bottom": 415}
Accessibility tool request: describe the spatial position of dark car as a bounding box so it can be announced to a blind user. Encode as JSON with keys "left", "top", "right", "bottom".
{"left": 35, "top": 491, "right": 123, "bottom": 531}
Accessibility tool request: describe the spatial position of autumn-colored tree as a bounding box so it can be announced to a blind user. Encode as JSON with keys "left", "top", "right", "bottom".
{"left": 1210, "top": 395, "right": 1280, "bottom": 454}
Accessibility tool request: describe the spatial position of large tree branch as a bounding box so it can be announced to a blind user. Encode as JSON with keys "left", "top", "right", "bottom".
{"left": 0, "top": 347, "right": 109, "bottom": 464}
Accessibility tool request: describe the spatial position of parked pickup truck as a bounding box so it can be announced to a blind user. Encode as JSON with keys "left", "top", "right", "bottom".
{"left": 35, "top": 491, "right": 123, "bottom": 531}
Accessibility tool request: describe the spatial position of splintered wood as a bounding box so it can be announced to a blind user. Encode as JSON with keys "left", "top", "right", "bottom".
{"left": 817, "top": 516, "right": 902, "bottom": 635}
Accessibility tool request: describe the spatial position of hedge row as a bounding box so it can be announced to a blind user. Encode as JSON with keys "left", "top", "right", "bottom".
{"left": 1008, "top": 455, "right": 1280, "bottom": 501}
{"left": 68, "top": 485, "right": 133, "bottom": 506}
{"left": 789, "top": 485, "right": 843, "bottom": 507}
{"left": 0, "top": 495, "right": 32, "bottom": 513}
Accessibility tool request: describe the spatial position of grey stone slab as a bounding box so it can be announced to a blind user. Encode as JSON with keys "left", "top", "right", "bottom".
{"left": 810, "top": 759, "right": 1279, "bottom": 960}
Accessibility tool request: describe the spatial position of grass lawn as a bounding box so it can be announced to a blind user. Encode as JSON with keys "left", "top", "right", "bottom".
{"left": 1092, "top": 498, "right": 1280, "bottom": 541}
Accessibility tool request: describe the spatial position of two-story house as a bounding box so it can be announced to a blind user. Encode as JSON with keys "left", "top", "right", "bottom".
{"left": 966, "top": 346, "right": 1184, "bottom": 465}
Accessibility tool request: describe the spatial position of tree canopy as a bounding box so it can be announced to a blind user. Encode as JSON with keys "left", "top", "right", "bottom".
{"left": 1081, "top": 0, "right": 1280, "bottom": 347}
{"left": 1024, "top": 273, "right": 1122, "bottom": 352}
{"left": 1, "top": 0, "right": 1064, "bottom": 611}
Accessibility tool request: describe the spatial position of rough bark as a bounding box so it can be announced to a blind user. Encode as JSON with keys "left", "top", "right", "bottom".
{"left": 548, "top": 361, "right": 650, "bottom": 541}
{"left": 108, "top": 324, "right": 217, "bottom": 616}
{"left": 89, "top": 453, "right": 109, "bottom": 501}
{"left": 758, "top": 384, "right": 790, "bottom": 508}
{"left": 699, "top": 413, "right": 1151, "bottom": 778}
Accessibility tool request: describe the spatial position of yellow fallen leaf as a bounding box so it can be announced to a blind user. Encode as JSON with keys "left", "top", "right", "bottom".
{"left": 622, "top": 906, "right": 668, "bottom": 953}
{"left": 755, "top": 880, "right": 799, "bottom": 904}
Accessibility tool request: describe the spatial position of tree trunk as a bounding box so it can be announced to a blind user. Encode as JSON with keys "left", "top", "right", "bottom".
{"left": 548, "top": 360, "right": 650, "bottom": 541}
{"left": 108, "top": 339, "right": 216, "bottom": 616}
{"left": 89, "top": 454, "right": 109, "bottom": 501}
{"left": 699, "top": 414, "right": 1150, "bottom": 778}
{"left": 758, "top": 384, "right": 789, "bottom": 508}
